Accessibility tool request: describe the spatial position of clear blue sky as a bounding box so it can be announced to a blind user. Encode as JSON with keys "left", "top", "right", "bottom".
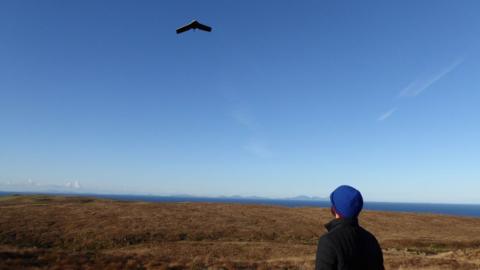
{"left": 1, "top": 1, "right": 479, "bottom": 203}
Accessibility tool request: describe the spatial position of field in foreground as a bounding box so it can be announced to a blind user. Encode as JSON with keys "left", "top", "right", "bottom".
{"left": 1, "top": 195, "right": 480, "bottom": 269}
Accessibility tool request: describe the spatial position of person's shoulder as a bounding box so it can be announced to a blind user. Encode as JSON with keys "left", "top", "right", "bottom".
{"left": 317, "top": 231, "right": 338, "bottom": 258}
{"left": 358, "top": 226, "right": 381, "bottom": 243}
{"left": 359, "top": 226, "right": 377, "bottom": 237}
{"left": 318, "top": 230, "right": 335, "bottom": 246}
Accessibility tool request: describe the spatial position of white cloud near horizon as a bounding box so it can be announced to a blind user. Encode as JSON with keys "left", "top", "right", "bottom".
{"left": 398, "top": 58, "right": 464, "bottom": 98}
{"left": 377, "top": 107, "right": 397, "bottom": 121}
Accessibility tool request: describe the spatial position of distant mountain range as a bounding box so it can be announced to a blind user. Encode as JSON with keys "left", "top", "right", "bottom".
{"left": 0, "top": 181, "right": 327, "bottom": 201}
{"left": 217, "top": 195, "right": 327, "bottom": 201}
{"left": 286, "top": 195, "right": 328, "bottom": 201}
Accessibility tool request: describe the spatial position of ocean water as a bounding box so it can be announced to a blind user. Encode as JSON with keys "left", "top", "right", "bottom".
{"left": 1, "top": 191, "right": 480, "bottom": 218}
{"left": 101, "top": 195, "right": 480, "bottom": 218}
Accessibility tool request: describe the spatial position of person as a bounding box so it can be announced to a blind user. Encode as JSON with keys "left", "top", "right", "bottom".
{"left": 315, "top": 185, "right": 384, "bottom": 270}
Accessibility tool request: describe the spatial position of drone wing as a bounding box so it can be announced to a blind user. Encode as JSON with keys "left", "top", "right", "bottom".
{"left": 194, "top": 21, "right": 212, "bottom": 32}
{"left": 176, "top": 23, "right": 193, "bottom": 34}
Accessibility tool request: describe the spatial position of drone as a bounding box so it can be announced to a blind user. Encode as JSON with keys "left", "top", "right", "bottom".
{"left": 176, "top": 20, "right": 212, "bottom": 34}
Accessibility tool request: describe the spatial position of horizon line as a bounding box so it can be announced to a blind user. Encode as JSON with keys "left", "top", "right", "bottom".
{"left": 1, "top": 189, "right": 479, "bottom": 206}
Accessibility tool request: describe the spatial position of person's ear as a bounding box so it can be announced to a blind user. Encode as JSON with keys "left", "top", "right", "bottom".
{"left": 330, "top": 206, "right": 336, "bottom": 217}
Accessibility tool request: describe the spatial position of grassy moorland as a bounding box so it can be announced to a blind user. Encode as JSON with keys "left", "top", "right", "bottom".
{"left": 1, "top": 195, "right": 480, "bottom": 269}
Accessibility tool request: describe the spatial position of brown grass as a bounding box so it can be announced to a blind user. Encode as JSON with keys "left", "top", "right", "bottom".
{"left": 1, "top": 195, "right": 480, "bottom": 269}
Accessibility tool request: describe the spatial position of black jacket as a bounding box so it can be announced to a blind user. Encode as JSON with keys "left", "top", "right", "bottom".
{"left": 315, "top": 218, "right": 384, "bottom": 270}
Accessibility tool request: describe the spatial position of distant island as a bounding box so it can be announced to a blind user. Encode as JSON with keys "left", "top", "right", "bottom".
{"left": 286, "top": 195, "right": 328, "bottom": 201}
{"left": 217, "top": 194, "right": 327, "bottom": 201}
{"left": 0, "top": 188, "right": 328, "bottom": 201}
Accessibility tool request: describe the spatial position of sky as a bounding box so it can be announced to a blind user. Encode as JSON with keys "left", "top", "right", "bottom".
{"left": 1, "top": 1, "right": 479, "bottom": 203}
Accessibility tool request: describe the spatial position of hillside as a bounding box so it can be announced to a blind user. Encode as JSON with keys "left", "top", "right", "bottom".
{"left": 1, "top": 195, "right": 480, "bottom": 269}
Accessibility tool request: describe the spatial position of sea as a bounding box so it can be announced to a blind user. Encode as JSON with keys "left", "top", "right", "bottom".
{"left": 1, "top": 191, "right": 480, "bottom": 218}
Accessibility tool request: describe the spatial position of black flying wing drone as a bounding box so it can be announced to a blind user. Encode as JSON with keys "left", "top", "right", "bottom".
{"left": 176, "top": 20, "right": 212, "bottom": 34}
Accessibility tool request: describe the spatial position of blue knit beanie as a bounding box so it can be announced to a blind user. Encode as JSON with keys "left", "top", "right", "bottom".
{"left": 330, "top": 185, "right": 363, "bottom": 218}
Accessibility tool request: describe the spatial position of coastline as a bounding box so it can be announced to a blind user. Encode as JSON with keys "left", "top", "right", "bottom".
{"left": 1, "top": 191, "right": 480, "bottom": 218}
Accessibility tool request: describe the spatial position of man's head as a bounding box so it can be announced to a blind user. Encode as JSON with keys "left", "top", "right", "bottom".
{"left": 330, "top": 185, "right": 363, "bottom": 218}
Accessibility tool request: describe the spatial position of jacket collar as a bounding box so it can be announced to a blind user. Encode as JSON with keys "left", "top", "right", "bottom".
{"left": 325, "top": 217, "right": 359, "bottom": 232}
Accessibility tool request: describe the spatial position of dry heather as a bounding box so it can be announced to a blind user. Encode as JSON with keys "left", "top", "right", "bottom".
{"left": 1, "top": 195, "right": 480, "bottom": 269}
